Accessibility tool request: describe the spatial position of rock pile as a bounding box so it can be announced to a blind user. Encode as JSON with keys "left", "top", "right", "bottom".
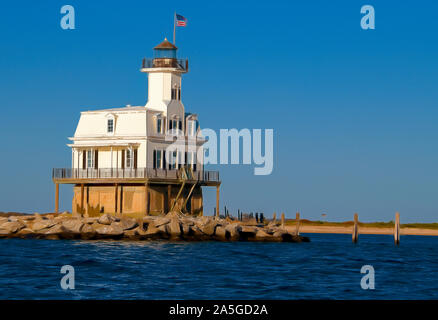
{"left": 0, "top": 212, "right": 309, "bottom": 242}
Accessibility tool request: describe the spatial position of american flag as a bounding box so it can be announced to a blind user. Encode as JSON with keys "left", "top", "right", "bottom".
{"left": 176, "top": 14, "right": 187, "bottom": 27}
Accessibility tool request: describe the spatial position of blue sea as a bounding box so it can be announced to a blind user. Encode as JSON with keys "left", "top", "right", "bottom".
{"left": 0, "top": 234, "right": 437, "bottom": 299}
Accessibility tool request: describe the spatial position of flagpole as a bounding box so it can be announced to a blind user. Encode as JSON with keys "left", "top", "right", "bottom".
{"left": 173, "top": 12, "right": 176, "bottom": 44}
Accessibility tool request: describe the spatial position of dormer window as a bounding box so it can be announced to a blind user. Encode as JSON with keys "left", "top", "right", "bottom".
{"left": 106, "top": 114, "right": 116, "bottom": 135}
{"left": 107, "top": 119, "right": 114, "bottom": 133}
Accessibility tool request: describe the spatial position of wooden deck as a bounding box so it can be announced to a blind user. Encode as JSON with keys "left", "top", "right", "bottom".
{"left": 52, "top": 168, "right": 220, "bottom": 186}
{"left": 52, "top": 168, "right": 221, "bottom": 214}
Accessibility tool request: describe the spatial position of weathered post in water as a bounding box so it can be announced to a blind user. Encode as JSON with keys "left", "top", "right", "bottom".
{"left": 352, "top": 213, "right": 359, "bottom": 243}
{"left": 394, "top": 212, "right": 400, "bottom": 245}
{"left": 281, "top": 212, "right": 285, "bottom": 228}
{"left": 295, "top": 212, "right": 300, "bottom": 236}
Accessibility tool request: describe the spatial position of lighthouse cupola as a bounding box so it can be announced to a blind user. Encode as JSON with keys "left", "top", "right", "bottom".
{"left": 141, "top": 38, "right": 188, "bottom": 72}
{"left": 154, "top": 38, "right": 177, "bottom": 59}
{"left": 141, "top": 38, "right": 188, "bottom": 110}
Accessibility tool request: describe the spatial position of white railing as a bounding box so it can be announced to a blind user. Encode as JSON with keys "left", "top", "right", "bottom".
{"left": 52, "top": 168, "right": 219, "bottom": 182}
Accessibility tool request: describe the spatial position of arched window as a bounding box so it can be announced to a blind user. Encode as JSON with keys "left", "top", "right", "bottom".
{"left": 107, "top": 119, "right": 114, "bottom": 133}
{"left": 106, "top": 114, "right": 116, "bottom": 135}
{"left": 153, "top": 113, "right": 163, "bottom": 134}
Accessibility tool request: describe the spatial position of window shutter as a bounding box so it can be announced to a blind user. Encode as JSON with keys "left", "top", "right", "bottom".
{"left": 153, "top": 150, "right": 156, "bottom": 169}
{"left": 163, "top": 151, "right": 166, "bottom": 170}
{"left": 82, "top": 151, "right": 86, "bottom": 169}
{"left": 121, "top": 150, "right": 125, "bottom": 169}
{"left": 134, "top": 149, "right": 138, "bottom": 169}
{"left": 94, "top": 150, "right": 98, "bottom": 169}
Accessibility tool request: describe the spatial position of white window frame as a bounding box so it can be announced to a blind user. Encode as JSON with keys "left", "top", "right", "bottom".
{"left": 108, "top": 119, "right": 114, "bottom": 133}
{"left": 187, "top": 120, "right": 197, "bottom": 136}
{"left": 105, "top": 114, "right": 116, "bottom": 136}
{"left": 126, "top": 148, "right": 133, "bottom": 169}
{"left": 156, "top": 117, "right": 162, "bottom": 134}
{"left": 188, "top": 151, "right": 197, "bottom": 170}
{"left": 177, "top": 151, "right": 183, "bottom": 169}
{"left": 171, "top": 151, "right": 177, "bottom": 169}
{"left": 87, "top": 149, "right": 94, "bottom": 168}
{"left": 171, "top": 85, "right": 181, "bottom": 101}
{"left": 154, "top": 149, "right": 163, "bottom": 169}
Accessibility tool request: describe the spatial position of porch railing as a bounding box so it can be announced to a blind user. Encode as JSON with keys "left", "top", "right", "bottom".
{"left": 52, "top": 168, "right": 219, "bottom": 182}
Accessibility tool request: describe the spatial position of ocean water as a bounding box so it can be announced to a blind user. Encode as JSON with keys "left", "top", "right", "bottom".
{"left": 0, "top": 233, "right": 437, "bottom": 300}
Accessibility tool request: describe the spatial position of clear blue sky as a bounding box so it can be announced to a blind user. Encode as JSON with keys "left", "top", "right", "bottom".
{"left": 0, "top": 1, "right": 437, "bottom": 222}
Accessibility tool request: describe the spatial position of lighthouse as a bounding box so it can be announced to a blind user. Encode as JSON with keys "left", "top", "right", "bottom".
{"left": 52, "top": 38, "right": 221, "bottom": 217}
{"left": 141, "top": 38, "right": 188, "bottom": 113}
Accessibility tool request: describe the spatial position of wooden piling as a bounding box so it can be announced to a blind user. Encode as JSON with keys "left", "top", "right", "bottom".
{"left": 216, "top": 185, "right": 220, "bottom": 217}
{"left": 80, "top": 184, "right": 85, "bottom": 215}
{"left": 281, "top": 212, "right": 285, "bottom": 228}
{"left": 55, "top": 183, "right": 59, "bottom": 214}
{"left": 352, "top": 213, "right": 359, "bottom": 243}
{"left": 295, "top": 212, "right": 300, "bottom": 236}
{"left": 167, "top": 185, "right": 171, "bottom": 213}
{"left": 144, "top": 183, "right": 149, "bottom": 216}
{"left": 394, "top": 212, "right": 400, "bottom": 245}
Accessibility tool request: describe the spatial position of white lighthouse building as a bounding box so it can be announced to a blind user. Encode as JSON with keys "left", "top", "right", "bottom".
{"left": 53, "top": 38, "right": 221, "bottom": 217}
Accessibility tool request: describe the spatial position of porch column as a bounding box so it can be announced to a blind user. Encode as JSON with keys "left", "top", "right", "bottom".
{"left": 216, "top": 185, "right": 220, "bottom": 217}
{"left": 77, "top": 149, "right": 80, "bottom": 174}
{"left": 110, "top": 147, "right": 113, "bottom": 176}
{"left": 55, "top": 183, "right": 59, "bottom": 214}
{"left": 145, "top": 183, "right": 149, "bottom": 216}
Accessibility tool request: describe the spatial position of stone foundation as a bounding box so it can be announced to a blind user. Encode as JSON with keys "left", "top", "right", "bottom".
{"left": 72, "top": 184, "right": 203, "bottom": 217}
{"left": 0, "top": 212, "right": 311, "bottom": 243}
